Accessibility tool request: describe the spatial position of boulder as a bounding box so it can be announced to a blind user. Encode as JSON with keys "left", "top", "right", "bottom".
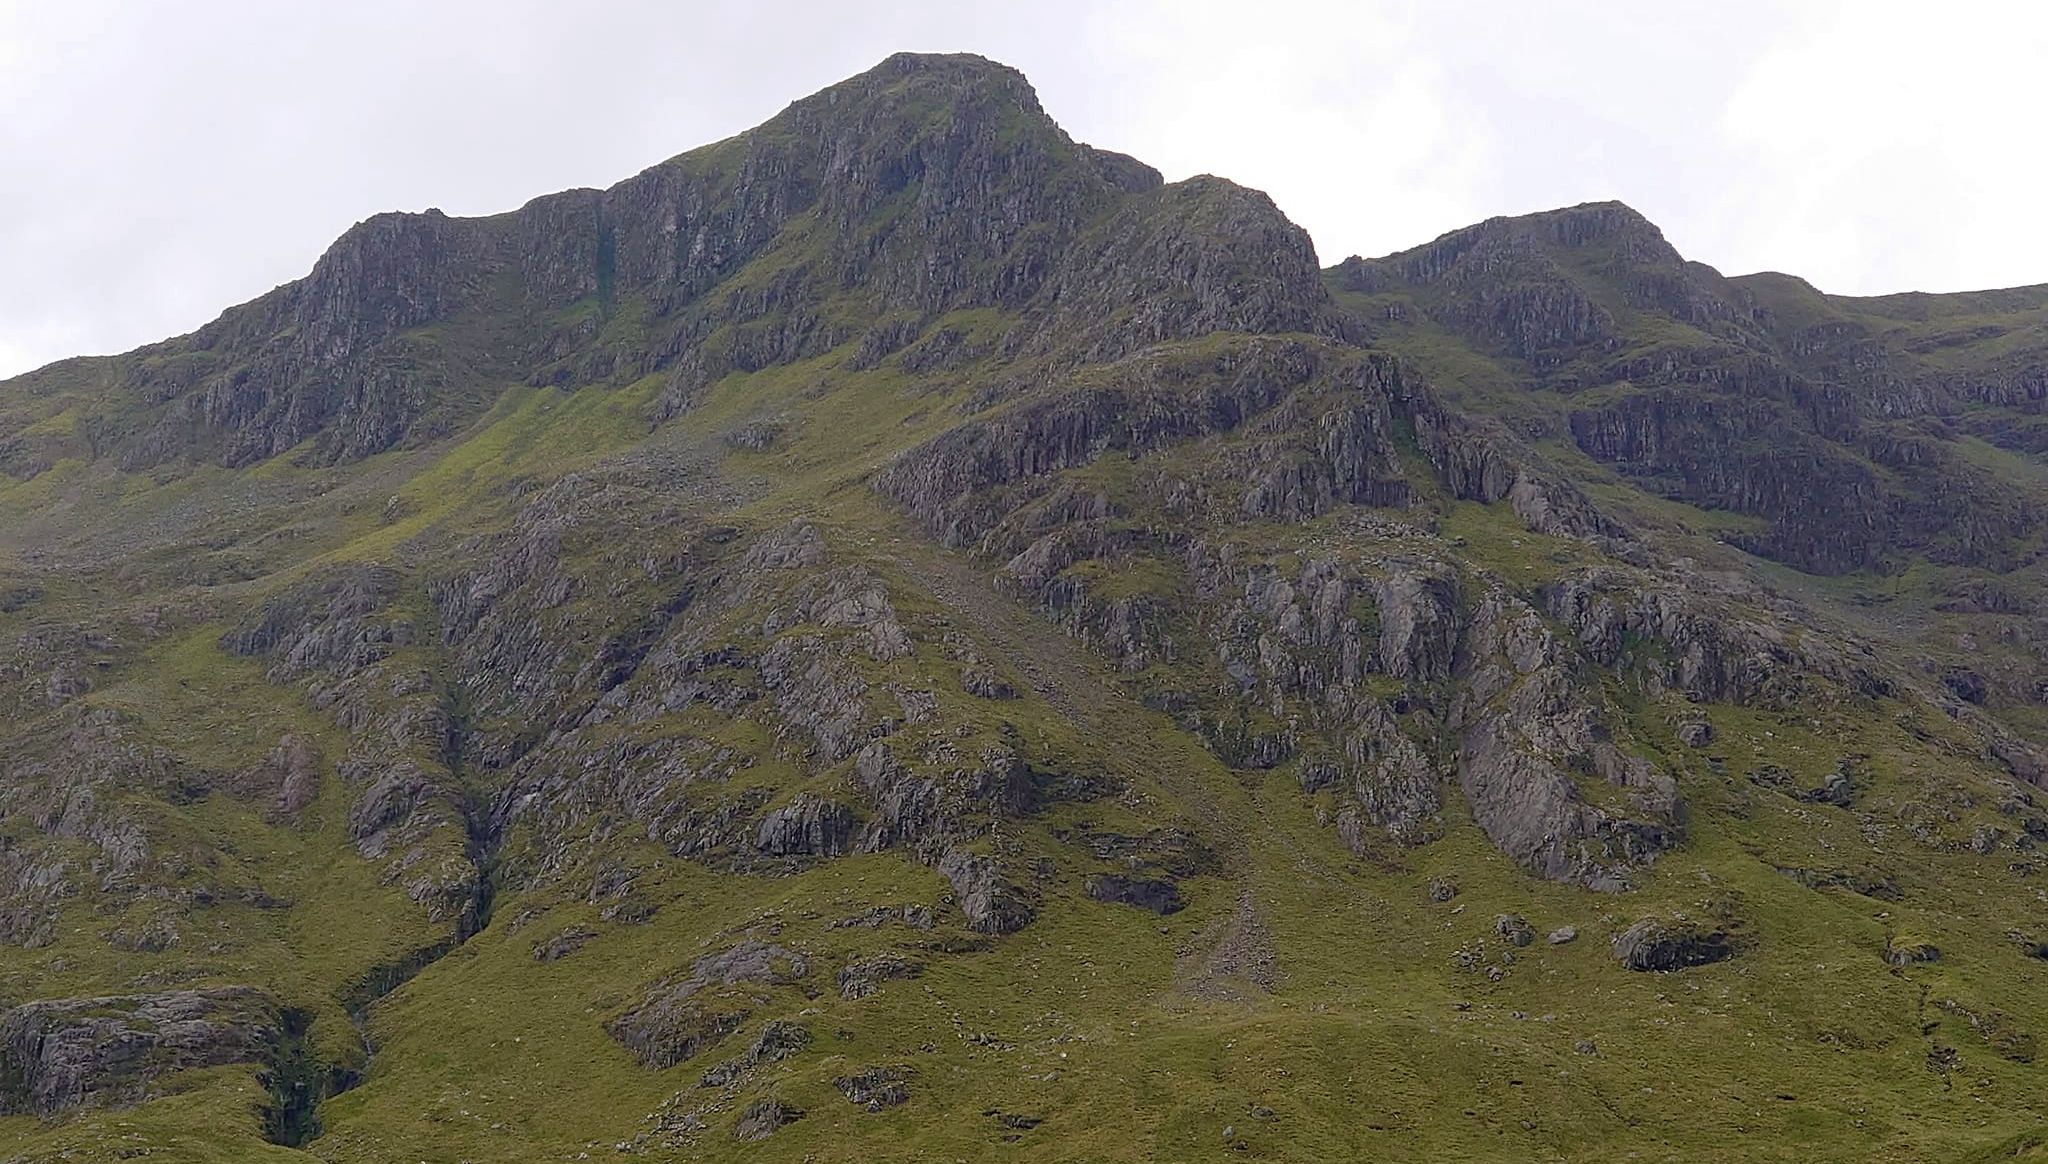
{"left": 1612, "top": 918, "right": 1733, "bottom": 972}
{"left": 939, "top": 849, "right": 1036, "bottom": 934}
{"left": 837, "top": 954, "right": 925, "bottom": 1000}
{"left": 1494, "top": 914, "right": 1536, "bottom": 948}
{"left": 835, "top": 1065, "right": 913, "bottom": 1111}
{"left": 1884, "top": 938, "right": 1940, "bottom": 968}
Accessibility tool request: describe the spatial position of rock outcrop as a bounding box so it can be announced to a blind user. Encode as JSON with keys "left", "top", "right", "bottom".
{"left": 1085, "top": 873, "right": 1186, "bottom": 915}
{"left": 5, "top": 48, "right": 2048, "bottom": 1159}
{"left": 1613, "top": 918, "right": 1734, "bottom": 972}
{"left": 608, "top": 942, "right": 810, "bottom": 1069}
{"left": 0, "top": 988, "right": 280, "bottom": 1115}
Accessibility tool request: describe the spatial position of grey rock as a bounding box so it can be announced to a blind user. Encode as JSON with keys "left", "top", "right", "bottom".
{"left": 837, "top": 954, "right": 925, "bottom": 1000}
{"left": 267, "top": 733, "right": 323, "bottom": 820}
{"left": 699, "top": 1020, "right": 811, "bottom": 1088}
{"left": 835, "top": 1065, "right": 913, "bottom": 1111}
{"left": 1804, "top": 765, "right": 1856, "bottom": 808}
{"left": 724, "top": 419, "right": 786, "bottom": 452}
{"left": 43, "top": 665, "right": 91, "bottom": 707}
{"left": 1494, "top": 914, "right": 1536, "bottom": 948}
{"left": 533, "top": 926, "right": 597, "bottom": 962}
{"left": 961, "top": 666, "right": 1018, "bottom": 699}
{"left": 1085, "top": 874, "right": 1185, "bottom": 915}
{"left": 734, "top": 1097, "right": 804, "bottom": 1141}
{"left": 1545, "top": 565, "right": 1883, "bottom": 706}
{"left": 939, "top": 848, "right": 1037, "bottom": 934}
{"left": 1884, "top": 939, "right": 1940, "bottom": 968}
{"left": 755, "top": 794, "right": 856, "bottom": 859}
{"left": 1374, "top": 568, "right": 1459, "bottom": 682}
{"left": 877, "top": 338, "right": 1347, "bottom": 548}
{"left": 1613, "top": 918, "right": 1734, "bottom": 972}
{"left": 608, "top": 942, "right": 809, "bottom": 1068}
{"left": 692, "top": 941, "right": 811, "bottom": 988}
{"left": 0, "top": 988, "right": 279, "bottom": 1115}
{"left": 1451, "top": 589, "right": 1679, "bottom": 889}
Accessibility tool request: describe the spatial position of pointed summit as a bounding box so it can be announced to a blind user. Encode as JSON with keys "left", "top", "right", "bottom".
{"left": 782, "top": 51, "right": 1045, "bottom": 120}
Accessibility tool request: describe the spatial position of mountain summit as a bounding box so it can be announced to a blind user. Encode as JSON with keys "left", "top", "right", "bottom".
{"left": 21, "top": 52, "right": 1323, "bottom": 471}
{"left": 5, "top": 53, "right": 2048, "bottom": 1163}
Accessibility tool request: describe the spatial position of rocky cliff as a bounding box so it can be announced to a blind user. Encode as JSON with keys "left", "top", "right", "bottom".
{"left": 4, "top": 51, "right": 2048, "bottom": 1164}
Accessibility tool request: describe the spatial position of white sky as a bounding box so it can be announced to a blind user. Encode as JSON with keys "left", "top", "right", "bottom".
{"left": 2, "top": 0, "right": 2044, "bottom": 379}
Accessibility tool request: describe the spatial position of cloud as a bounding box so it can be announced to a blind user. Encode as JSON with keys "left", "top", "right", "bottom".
{"left": 0, "top": 1, "right": 1092, "bottom": 378}
{"left": 1073, "top": 0, "right": 1498, "bottom": 265}
{"left": 1713, "top": 0, "right": 2048, "bottom": 293}
{"left": 2, "top": 0, "right": 2045, "bottom": 379}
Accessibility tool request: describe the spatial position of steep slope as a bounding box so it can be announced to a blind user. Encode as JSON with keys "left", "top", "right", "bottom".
{"left": 5, "top": 53, "right": 2048, "bottom": 1164}
{"left": 1334, "top": 203, "right": 2048, "bottom": 724}
{"left": 1334, "top": 202, "right": 2048, "bottom": 574}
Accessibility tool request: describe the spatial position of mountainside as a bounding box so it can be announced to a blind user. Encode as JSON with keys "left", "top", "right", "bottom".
{"left": 5, "top": 52, "right": 2048, "bottom": 1163}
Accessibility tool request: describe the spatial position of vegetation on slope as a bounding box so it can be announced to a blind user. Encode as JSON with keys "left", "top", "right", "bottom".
{"left": 4, "top": 52, "right": 2048, "bottom": 1164}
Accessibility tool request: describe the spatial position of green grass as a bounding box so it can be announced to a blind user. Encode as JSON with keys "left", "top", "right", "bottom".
{"left": 12, "top": 109, "right": 2048, "bottom": 1164}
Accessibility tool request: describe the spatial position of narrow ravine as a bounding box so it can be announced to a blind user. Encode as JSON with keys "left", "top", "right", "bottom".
{"left": 262, "top": 762, "right": 504, "bottom": 1147}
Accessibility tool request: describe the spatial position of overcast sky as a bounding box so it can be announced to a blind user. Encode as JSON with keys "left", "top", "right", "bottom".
{"left": 3, "top": 0, "right": 2043, "bottom": 379}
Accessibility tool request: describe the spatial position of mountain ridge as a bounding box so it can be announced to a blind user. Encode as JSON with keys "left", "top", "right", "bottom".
{"left": 5, "top": 51, "right": 2048, "bottom": 1164}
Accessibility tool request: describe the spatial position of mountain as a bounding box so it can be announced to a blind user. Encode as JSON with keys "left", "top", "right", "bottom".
{"left": 4, "top": 52, "right": 2048, "bottom": 1162}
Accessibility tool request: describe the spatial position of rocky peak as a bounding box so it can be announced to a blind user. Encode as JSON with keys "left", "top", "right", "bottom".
{"left": 1028, "top": 174, "right": 1339, "bottom": 362}
{"left": 1522, "top": 200, "right": 1676, "bottom": 260}
{"left": 99, "top": 52, "right": 1179, "bottom": 469}
{"left": 1365, "top": 200, "right": 1679, "bottom": 283}
{"left": 1337, "top": 200, "right": 1756, "bottom": 364}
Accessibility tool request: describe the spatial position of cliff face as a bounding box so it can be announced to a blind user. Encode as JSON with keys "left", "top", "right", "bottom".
{"left": 1337, "top": 202, "right": 2048, "bottom": 575}
{"left": 65, "top": 54, "right": 1332, "bottom": 471}
{"left": 5, "top": 52, "right": 2048, "bottom": 1164}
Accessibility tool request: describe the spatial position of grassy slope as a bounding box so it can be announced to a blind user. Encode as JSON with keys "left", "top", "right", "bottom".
{"left": 7, "top": 287, "right": 2048, "bottom": 1164}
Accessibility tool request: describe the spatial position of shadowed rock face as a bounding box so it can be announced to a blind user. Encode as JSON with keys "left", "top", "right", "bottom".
{"left": 734, "top": 1096, "right": 804, "bottom": 1140}
{"left": 755, "top": 793, "right": 857, "bottom": 858}
{"left": 1085, "top": 873, "right": 1186, "bottom": 914}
